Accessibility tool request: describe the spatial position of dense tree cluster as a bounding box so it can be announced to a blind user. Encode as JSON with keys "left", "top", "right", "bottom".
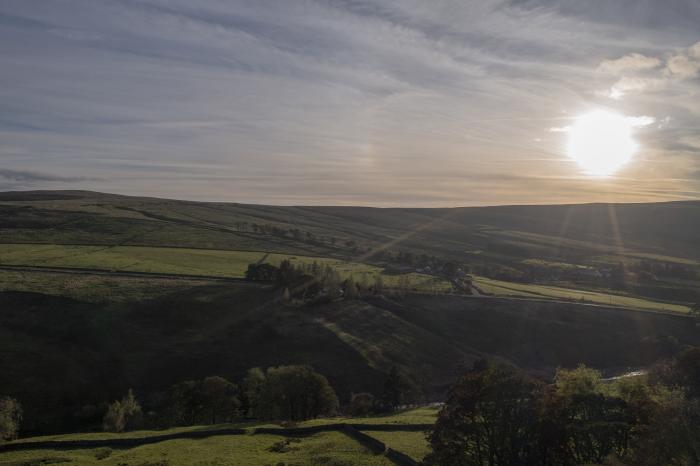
{"left": 245, "top": 259, "right": 387, "bottom": 301}
{"left": 345, "top": 366, "right": 422, "bottom": 417}
{"left": 426, "top": 347, "right": 700, "bottom": 466}
{"left": 97, "top": 366, "right": 339, "bottom": 433}
{"left": 250, "top": 365, "right": 339, "bottom": 421}
{"left": 163, "top": 376, "right": 240, "bottom": 427}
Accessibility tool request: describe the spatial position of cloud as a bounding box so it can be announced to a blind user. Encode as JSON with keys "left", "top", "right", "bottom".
{"left": 0, "top": 168, "right": 100, "bottom": 183}
{"left": 665, "top": 53, "right": 700, "bottom": 79}
{"left": 0, "top": 1, "right": 698, "bottom": 205}
{"left": 626, "top": 116, "right": 656, "bottom": 127}
{"left": 608, "top": 76, "right": 666, "bottom": 99}
{"left": 602, "top": 41, "right": 700, "bottom": 98}
{"left": 598, "top": 53, "right": 661, "bottom": 73}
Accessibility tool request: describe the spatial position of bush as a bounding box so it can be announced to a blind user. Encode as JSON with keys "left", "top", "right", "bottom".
{"left": 103, "top": 389, "right": 143, "bottom": 432}
{"left": 94, "top": 447, "right": 112, "bottom": 460}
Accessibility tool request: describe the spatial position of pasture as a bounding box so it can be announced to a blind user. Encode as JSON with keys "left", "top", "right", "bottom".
{"left": 472, "top": 275, "right": 691, "bottom": 313}
{"left": 0, "top": 243, "right": 452, "bottom": 293}
{"left": 0, "top": 408, "right": 438, "bottom": 465}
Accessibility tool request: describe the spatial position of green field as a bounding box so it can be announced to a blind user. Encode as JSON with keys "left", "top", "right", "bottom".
{"left": 0, "top": 243, "right": 452, "bottom": 293}
{"left": 367, "top": 431, "right": 431, "bottom": 462}
{"left": 472, "top": 276, "right": 691, "bottom": 313}
{"left": 0, "top": 269, "right": 214, "bottom": 303}
{"left": 1, "top": 408, "right": 438, "bottom": 466}
{"left": 0, "top": 432, "right": 394, "bottom": 466}
{"left": 0, "top": 244, "right": 265, "bottom": 278}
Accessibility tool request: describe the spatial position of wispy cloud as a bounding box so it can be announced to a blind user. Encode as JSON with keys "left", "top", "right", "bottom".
{"left": 602, "top": 41, "right": 700, "bottom": 99}
{"left": 598, "top": 53, "right": 661, "bottom": 74}
{"left": 0, "top": 168, "right": 101, "bottom": 183}
{"left": 0, "top": 0, "right": 698, "bottom": 205}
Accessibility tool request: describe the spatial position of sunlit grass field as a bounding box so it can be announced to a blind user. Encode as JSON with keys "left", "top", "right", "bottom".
{"left": 472, "top": 275, "right": 690, "bottom": 313}
{"left": 2, "top": 408, "right": 439, "bottom": 466}
{"left": 0, "top": 269, "right": 213, "bottom": 303}
{"left": 0, "top": 244, "right": 451, "bottom": 293}
{"left": 367, "top": 431, "right": 431, "bottom": 462}
{"left": 0, "top": 432, "right": 395, "bottom": 466}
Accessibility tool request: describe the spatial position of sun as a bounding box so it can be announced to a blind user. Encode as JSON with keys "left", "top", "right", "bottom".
{"left": 567, "top": 110, "right": 637, "bottom": 176}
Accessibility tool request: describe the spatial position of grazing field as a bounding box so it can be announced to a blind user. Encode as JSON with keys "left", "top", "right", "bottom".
{"left": 1, "top": 408, "right": 439, "bottom": 465}
{"left": 0, "top": 244, "right": 265, "bottom": 278}
{"left": 0, "top": 269, "right": 215, "bottom": 303}
{"left": 367, "top": 430, "right": 431, "bottom": 462}
{"left": 301, "top": 406, "right": 439, "bottom": 427}
{"left": 0, "top": 432, "right": 395, "bottom": 466}
{"left": 0, "top": 243, "right": 452, "bottom": 293}
{"left": 472, "top": 275, "right": 691, "bottom": 313}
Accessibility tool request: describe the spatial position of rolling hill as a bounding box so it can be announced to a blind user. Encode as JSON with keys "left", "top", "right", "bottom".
{"left": 1, "top": 190, "right": 699, "bottom": 436}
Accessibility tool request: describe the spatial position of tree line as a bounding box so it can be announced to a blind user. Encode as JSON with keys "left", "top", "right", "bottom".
{"left": 103, "top": 365, "right": 340, "bottom": 433}
{"left": 426, "top": 346, "right": 700, "bottom": 465}
{"left": 0, "top": 363, "right": 422, "bottom": 439}
{"left": 245, "top": 259, "right": 405, "bottom": 302}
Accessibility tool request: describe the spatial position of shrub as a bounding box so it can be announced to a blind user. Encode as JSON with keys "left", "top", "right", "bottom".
{"left": 0, "top": 397, "right": 22, "bottom": 441}
{"left": 103, "top": 389, "right": 143, "bottom": 433}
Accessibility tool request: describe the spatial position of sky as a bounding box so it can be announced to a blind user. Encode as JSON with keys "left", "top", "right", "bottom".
{"left": 1, "top": 0, "right": 699, "bottom": 206}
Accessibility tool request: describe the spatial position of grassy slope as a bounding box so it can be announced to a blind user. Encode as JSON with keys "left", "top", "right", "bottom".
{"left": 472, "top": 276, "right": 691, "bottom": 313}
{"left": 2, "top": 190, "right": 696, "bottom": 309}
{"left": 0, "top": 432, "right": 395, "bottom": 466}
{"left": 12, "top": 408, "right": 438, "bottom": 443}
{"left": 1, "top": 191, "right": 699, "bottom": 437}
{"left": 3, "top": 409, "right": 438, "bottom": 465}
{"left": 0, "top": 244, "right": 451, "bottom": 292}
{"left": 368, "top": 431, "right": 431, "bottom": 461}
{"left": 3, "top": 283, "right": 699, "bottom": 435}
{"left": 1, "top": 191, "right": 699, "bottom": 264}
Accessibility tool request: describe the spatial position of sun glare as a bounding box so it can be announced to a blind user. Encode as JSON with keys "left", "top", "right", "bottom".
{"left": 567, "top": 110, "right": 637, "bottom": 177}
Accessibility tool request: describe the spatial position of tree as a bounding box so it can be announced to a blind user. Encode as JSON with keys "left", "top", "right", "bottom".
{"left": 256, "top": 365, "right": 339, "bottom": 421}
{"left": 348, "top": 392, "right": 376, "bottom": 417}
{"left": 425, "top": 362, "right": 542, "bottom": 466}
{"left": 168, "top": 380, "right": 203, "bottom": 426}
{"left": 554, "top": 364, "right": 603, "bottom": 398}
{"left": 544, "top": 366, "right": 632, "bottom": 464}
{"left": 673, "top": 346, "right": 700, "bottom": 399}
{"left": 245, "top": 263, "right": 278, "bottom": 281}
{"left": 380, "top": 366, "right": 419, "bottom": 411}
{"left": 558, "top": 393, "right": 632, "bottom": 464}
{"left": 625, "top": 390, "right": 700, "bottom": 466}
{"left": 343, "top": 277, "right": 359, "bottom": 300}
{"left": 103, "top": 389, "right": 143, "bottom": 433}
{"left": 200, "top": 376, "right": 240, "bottom": 424}
{"left": 241, "top": 367, "right": 266, "bottom": 418}
{"left": 0, "top": 397, "right": 22, "bottom": 441}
